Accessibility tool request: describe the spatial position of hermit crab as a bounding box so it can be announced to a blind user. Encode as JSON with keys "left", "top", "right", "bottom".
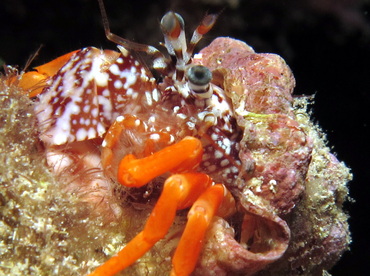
{"left": 11, "top": 0, "right": 351, "bottom": 275}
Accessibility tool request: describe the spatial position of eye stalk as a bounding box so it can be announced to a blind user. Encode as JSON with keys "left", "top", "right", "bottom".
{"left": 159, "top": 11, "right": 218, "bottom": 82}
{"left": 186, "top": 65, "right": 213, "bottom": 99}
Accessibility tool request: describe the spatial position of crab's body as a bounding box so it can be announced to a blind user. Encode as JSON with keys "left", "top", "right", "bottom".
{"left": 27, "top": 3, "right": 244, "bottom": 275}
{"left": 99, "top": 49, "right": 243, "bottom": 186}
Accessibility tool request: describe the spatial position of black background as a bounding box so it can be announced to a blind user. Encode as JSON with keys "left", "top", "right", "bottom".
{"left": 1, "top": 0, "right": 369, "bottom": 275}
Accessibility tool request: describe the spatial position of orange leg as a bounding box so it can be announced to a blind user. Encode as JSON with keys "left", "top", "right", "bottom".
{"left": 117, "top": 136, "right": 203, "bottom": 187}
{"left": 101, "top": 115, "right": 194, "bottom": 182}
{"left": 14, "top": 50, "right": 79, "bottom": 97}
{"left": 171, "top": 184, "right": 225, "bottom": 276}
{"left": 88, "top": 173, "right": 214, "bottom": 276}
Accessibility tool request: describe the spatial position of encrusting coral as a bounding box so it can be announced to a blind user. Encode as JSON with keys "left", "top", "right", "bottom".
{"left": 192, "top": 37, "right": 351, "bottom": 275}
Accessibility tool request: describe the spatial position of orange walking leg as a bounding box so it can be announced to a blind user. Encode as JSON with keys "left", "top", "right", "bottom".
{"left": 170, "top": 184, "right": 225, "bottom": 276}
{"left": 88, "top": 173, "right": 212, "bottom": 276}
{"left": 15, "top": 50, "right": 79, "bottom": 97}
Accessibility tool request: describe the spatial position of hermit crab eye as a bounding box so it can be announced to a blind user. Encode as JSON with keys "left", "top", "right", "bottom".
{"left": 186, "top": 65, "right": 213, "bottom": 98}
{"left": 187, "top": 65, "right": 212, "bottom": 86}
{"left": 160, "top": 12, "right": 185, "bottom": 38}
